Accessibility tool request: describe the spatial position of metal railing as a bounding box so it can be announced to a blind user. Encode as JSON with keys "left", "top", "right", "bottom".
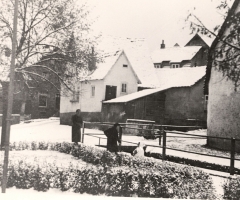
{"left": 81, "top": 121, "right": 240, "bottom": 175}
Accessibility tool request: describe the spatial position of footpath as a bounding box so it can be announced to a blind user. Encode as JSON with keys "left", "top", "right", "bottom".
{"left": 147, "top": 146, "right": 240, "bottom": 177}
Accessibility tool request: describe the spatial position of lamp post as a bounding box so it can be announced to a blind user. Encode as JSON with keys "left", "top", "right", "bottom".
{"left": 1, "top": 0, "right": 18, "bottom": 193}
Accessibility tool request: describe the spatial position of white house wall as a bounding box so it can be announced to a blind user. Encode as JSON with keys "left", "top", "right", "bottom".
{"left": 207, "top": 2, "right": 240, "bottom": 151}
{"left": 208, "top": 67, "right": 240, "bottom": 150}
{"left": 80, "top": 80, "right": 104, "bottom": 112}
{"left": 60, "top": 87, "right": 80, "bottom": 114}
{"left": 104, "top": 53, "right": 138, "bottom": 97}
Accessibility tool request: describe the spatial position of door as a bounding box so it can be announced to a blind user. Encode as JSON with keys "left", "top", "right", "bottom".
{"left": 105, "top": 85, "right": 117, "bottom": 101}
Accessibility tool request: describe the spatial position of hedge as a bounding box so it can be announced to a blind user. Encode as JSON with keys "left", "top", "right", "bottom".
{"left": 1, "top": 141, "right": 217, "bottom": 198}
{"left": 223, "top": 177, "right": 240, "bottom": 199}
{"left": 0, "top": 158, "right": 216, "bottom": 198}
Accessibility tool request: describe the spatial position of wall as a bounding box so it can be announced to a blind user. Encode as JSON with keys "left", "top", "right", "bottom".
{"left": 164, "top": 78, "right": 206, "bottom": 125}
{"left": 102, "top": 92, "right": 165, "bottom": 124}
{"left": 191, "top": 47, "right": 208, "bottom": 67}
{"left": 207, "top": 67, "right": 240, "bottom": 151}
{"left": 80, "top": 80, "right": 104, "bottom": 112}
{"left": 104, "top": 53, "right": 138, "bottom": 97}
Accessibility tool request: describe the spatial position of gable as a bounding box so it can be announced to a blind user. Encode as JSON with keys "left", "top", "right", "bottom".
{"left": 185, "top": 34, "right": 210, "bottom": 48}
{"left": 86, "top": 50, "right": 140, "bottom": 83}
{"left": 104, "top": 51, "right": 140, "bottom": 84}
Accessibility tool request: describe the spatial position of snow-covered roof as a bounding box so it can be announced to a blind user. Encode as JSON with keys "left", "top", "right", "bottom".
{"left": 95, "top": 36, "right": 159, "bottom": 88}
{"left": 103, "top": 87, "right": 169, "bottom": 103}
{"left": 155, "top": 66, "right": 206, "bottom": 88}
{"left": 151, "top": 46, "right": 202, "bottom": 63}
{"left": 103, "top": 66, "right": 206, "bottom": 103}
{"left": 198, "top": 34, "right": 215, "bottom": 47}
{"left": 87, "top": 50, "right": 122, "bottom": 80}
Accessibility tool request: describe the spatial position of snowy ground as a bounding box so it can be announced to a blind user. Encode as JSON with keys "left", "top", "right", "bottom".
{"left": 0, "top": 118, "right": 228, "bottom": 199}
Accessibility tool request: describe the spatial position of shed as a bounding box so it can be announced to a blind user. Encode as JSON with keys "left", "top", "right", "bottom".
{"left": 102, "top": 66, "right": 207, "bottom": 126}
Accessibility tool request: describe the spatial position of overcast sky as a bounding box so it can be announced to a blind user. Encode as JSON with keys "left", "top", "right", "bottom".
{"left": 87, "top": 0, "right": 234, "bottom": 52}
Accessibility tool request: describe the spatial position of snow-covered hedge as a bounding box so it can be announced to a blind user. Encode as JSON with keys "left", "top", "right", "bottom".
{"left": 3, "top": 141, "right": 216, "bottom": 198}
{"left": 223, "top": 177, "right": 240, "bottom": 199}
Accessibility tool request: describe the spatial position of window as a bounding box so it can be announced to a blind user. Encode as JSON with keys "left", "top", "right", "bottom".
{"left": 171, "top": 64, "right": 180, "bottom": 68}
{"left": 154, "top": 64, "right": 161, "bottom": 68}
{"left": 91, "top": 86, "right": 95, "bottom": 97}
{"left": 71, "top": 90, "right": 79, "bottom": 102}
{"left": 123, "top": 64, "right": 128, "bottom": 67}
{"left": 39, "top": 94, "right": 47, "bottom": 107}
{"left": 56, "top": 93, "right": 60, "bottom": 109}
{"left": 121, "top": 83, "right": 127, "bottom": 93}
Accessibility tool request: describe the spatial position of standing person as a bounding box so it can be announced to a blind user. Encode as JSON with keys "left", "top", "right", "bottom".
{"left": 104, "top": 123, "right": 121, "bottom": 153}
{"left": 71, "top": 109, "right": 83, "bottom": 144}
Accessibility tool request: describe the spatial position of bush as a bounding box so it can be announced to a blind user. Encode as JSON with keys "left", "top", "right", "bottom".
{"left": 0, "top": 160, "right": 216, "bottom": 198}
{"left": 223, "top": 177, "right": 240, "bottom": 199}
{"left": 5, "top": 141, "right": 217, "bottom": 198}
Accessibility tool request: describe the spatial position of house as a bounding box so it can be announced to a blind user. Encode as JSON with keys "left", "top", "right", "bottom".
{"left": 60, "top": 50, "right": 141, "bottom": 125}
{"left": 151, "top": 34, "right": 210, "bottom": 69}
{"left": 0, "top": 54, "right": 62, "bottom": 120}
{"left": 102, "top": 66, "right": 207, "bottom": 126}
{"left": 205, "top": 0, "right": 240, "bottom": 151}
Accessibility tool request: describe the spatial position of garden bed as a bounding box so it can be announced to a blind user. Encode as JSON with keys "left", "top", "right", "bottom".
{"left": 0, "top": 141, "right": 217, "bottom": 198}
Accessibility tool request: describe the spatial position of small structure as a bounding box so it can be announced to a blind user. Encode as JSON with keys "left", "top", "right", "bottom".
{"left": 102, "top": 66, "right": 207, "bottom": 126}
{"left": 205, "top": 0, "right": 240, "bottom": 151}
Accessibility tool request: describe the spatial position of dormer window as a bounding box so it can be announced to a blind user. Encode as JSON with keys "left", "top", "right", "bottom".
{"left": 123, "top": 64, "right": 128, "bottom": 67}
{"left": 171, "top": 64, "right": 180, "bottom": 68}
{"left": 154, "top": 64, "right": 161, "bottom": 68}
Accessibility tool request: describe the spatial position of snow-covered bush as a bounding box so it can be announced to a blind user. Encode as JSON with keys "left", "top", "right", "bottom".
{"left": 0, "top": 159, "right": 216, "bottom": 198}
{"left": 223, "top": 177, "right": 240, "bottom": 199}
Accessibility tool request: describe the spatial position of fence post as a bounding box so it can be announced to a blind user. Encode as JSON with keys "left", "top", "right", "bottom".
{"left": 162, "top": 130, "right": 166, "bottom": 161}
{"left": 151, "top": 124, "right": 155, "bottom": 139}
{"left": 119, "top": 126, "right": 122, "bottom": 152}
{"left": 159, "top": 125, "right": 163, "bottom": 146}
{"left": 230, "top": 137, "right": 236, "bottom": 175}
{"left": 82, "top": 122, "right": 85, "bottom": 143}
{"left": 99, "top": 138, "right": 101, "bottom": 146}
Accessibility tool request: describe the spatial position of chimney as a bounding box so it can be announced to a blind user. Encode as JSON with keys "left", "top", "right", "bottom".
{"left": 88, "top": 46, "right": 96, "bottom": 71}
{"left": 161, "top": 40, "right": 165, "bottom": 49}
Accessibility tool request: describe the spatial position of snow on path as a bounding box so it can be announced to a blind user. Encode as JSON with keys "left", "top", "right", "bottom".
{"left": 0, "top": 118, "right": 228, "bottom": 198}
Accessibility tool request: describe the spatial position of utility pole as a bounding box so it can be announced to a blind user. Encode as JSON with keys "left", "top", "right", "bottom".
{"left": 1, "top": 0, "right": 18, "bottom": 193}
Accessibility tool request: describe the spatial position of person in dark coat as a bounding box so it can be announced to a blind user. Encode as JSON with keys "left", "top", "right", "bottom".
{"left": 104, "top": 123, "right": 121, "bottom": 153}
{"left": 71, "top": 109, "right": 83, "bottom": 144}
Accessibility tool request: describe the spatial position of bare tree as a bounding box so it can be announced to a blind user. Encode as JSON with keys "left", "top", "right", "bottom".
{"left": 186, "top": 0, "right": 240, "bottom": 90}
{"left": 0, "top": 0, "right": 98, "bottom": 106}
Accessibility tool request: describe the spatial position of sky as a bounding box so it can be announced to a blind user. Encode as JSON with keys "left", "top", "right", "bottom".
{"left": 86, "top": 0, "right": 234, "bottom": 52}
